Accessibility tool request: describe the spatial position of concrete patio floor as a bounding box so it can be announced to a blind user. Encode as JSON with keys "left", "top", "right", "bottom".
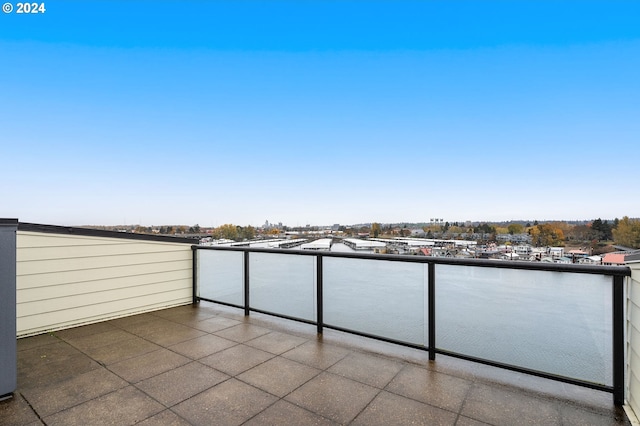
{"left": 0, "top": 301, "right": 632, "bottom": 425}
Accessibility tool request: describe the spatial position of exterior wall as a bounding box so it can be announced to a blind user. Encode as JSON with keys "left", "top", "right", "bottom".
{"left": 627, "top": 261, "right": 640, "bottom": 415}
{"left": 0, "top": 220, "right": 17, "bottom": 397}
{"left": 16, "top": 230, "right": 194, "bottom": 337}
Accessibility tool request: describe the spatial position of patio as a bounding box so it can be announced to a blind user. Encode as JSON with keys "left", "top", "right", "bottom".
{"left": 0, "top": 301, "right": 631, "bottom": 425}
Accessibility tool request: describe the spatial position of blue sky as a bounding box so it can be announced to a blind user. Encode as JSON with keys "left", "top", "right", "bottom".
{"left": 1, "top": 1, "right": 639, "bottom": 227}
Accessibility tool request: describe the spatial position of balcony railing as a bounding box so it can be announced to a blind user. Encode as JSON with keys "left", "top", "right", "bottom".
{"left": 193, "top": 245, "right": 631, "bottom": 405}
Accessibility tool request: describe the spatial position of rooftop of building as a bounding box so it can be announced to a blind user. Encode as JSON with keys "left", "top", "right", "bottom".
{"left": 1, "top": 301, "right": 630, "bottom": 425}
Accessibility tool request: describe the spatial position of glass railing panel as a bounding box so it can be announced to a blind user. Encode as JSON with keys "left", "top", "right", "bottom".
{"left": 249, "top": 252, "right": 316, "bottom": 321}
{"left": 323, "top": 257, "right": 426, "bottom": 345}
{"left": 197, "top": 250, "right": 244, "bottom": 306}
{"left": 436, "top": 265, "right": 612, "bottom": 385}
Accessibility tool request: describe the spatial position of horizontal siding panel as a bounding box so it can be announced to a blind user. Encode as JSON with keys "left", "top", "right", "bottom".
{"left": 17, "top": 241, "right": 192, "bottom": 262}
{"left": 17, "top": 292, "right": 192, "bottom": 337}
{"left": 17, "top": 279, "right": 191, "bottom": 317}
{"left": 14, "top": 230, "right": 196, "bottom": 337}
{"left": 17, "top": 250, "right": 192, "bottom": 275}
{"left": 630, "top": 345, "right": 640, "bottom": 415}
{"left": 630, "top": 345, "right": 640, "bottom": 384}
{"left": 630, "top": 322, "right": 640, "bottom": 358}
{"left": 631, "top": 278, "right": 640, "bottom": 306}
{"left": 631, "top": 377, "right": 640, "bottom": 417}
{"left": 17, "top": 269, "right": 192, "bottom": 303}
{"left": 17, "top": 261, "right": 190, "bottom": 289}
{"left": 630, "top": 301, "right": 640, "bottom": 332}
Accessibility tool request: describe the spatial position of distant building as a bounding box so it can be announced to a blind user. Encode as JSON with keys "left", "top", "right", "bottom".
{"left": 513, "top": 245, "right": 532, "bottom": 255}
{"left": 579, "top": 255, "right": 602, "bottom": 265}
{"left": 602, "top": 252, "right": 627, "bottom": 266}
{"left": 300, "top": 238, "right": 332, "bottom": 251}
{"left": 549, "top": 247, "right": 564, "bottom": 258}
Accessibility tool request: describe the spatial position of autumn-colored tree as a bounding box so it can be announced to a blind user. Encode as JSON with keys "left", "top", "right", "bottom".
{"left": 214, "top": 224, "right": 238, "bottom": 240}
{"left": 371, "top": 222, "right": 382, "bottom": 238}
{"left": 448, "top": 225, "right": 466, "bottom": 234}
{"left": 507, "top": 223, "right": 524, "bottom": 235}
{"left": 530, "top": 224, "right": 565, "bottom": 247}
{"left": 239, "top": 225, "right": 256, "bottom": 240}
{"left": 612, "top": 217, "right": 640, "bottom": 248}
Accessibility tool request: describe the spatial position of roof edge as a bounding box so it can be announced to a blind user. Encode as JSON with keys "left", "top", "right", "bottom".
{"left": 17, "top": 222, "right": 197, "bottom": 244}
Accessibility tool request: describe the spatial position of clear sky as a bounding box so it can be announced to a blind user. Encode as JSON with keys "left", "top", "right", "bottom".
{"left": 2, "top": 1, "right": 639, "bottom": 227}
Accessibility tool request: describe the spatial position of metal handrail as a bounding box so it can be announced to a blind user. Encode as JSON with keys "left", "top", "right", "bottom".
{"left": 194, "top": 244, "right": 630, "bottom": 276}
{"left": 192, "top": 245, "right": 630, "bottom": 405}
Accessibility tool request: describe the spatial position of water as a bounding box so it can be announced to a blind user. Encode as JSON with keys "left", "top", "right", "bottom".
{"left": 436, "top": 265, "right": 611, "bottom": 385}
{"left": 197, "top": 248, "right": 612, "bottom": 386}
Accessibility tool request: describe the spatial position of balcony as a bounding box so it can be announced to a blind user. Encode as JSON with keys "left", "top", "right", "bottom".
{"left": 0, "top": 220, "right": 638, "bottom": 425}
{"left": 1, "top": 302, "right": 632, "bottom": 425}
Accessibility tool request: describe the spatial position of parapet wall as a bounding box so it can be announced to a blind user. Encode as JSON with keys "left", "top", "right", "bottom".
{"left": 15, "top": 224, "right": 195, "bottom": 337}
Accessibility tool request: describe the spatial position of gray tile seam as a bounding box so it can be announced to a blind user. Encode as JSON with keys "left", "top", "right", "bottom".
{"left": 233, "top": 355, "right": 324, "bottom": 398}
{"left": 347, "top": 387, "right": 386, "bottom": 425}
{"left": 166, "top": 336, "right": 241, "bottom": 359}
{"left": 193, "top": 342, "right": 277, "bottom": 374}
{"left": 378, "top": 363, "right": 469, "bottom": 420}
{"left": 122, "top": 344, "right": 321, "bottom": 410}
{"left": 16, "top": 392, "right": 45, "bottom": 425}
{"left": 166, "top": 316, "right": 241, "bottom": 332}
{"left": 152, "top": 408, "right": 194, "bottom": 426}
{"left": 238, "top": 397, "right": 337, "bottom": 426}
{"left": 21, "top": 373, "right": 131, "bottom": 419}
{"left": 231, "top": 364, "right": 377, "bottom": 424}
{"left": 33, "top": 384, "right": 134, "bottom": 423}
{"left": 327, "top": 355, "right": 404, "bottom": 390}
{"left": 132, "top": 368, "right": 336, "bottom": 426}
{"left": 454, "top": 382, "right": 488, "bottom": 426}
{"left": 92, "top": 318, "right": 236, "bottom": 366}
{"left": 194, "top": 344, "right": 275, "bottom": 373}
{"left": 131, "top": 371, "right": 234, "bottom": 410}
{"left": 243, "top": 331, "right": 309, "bottom": 352}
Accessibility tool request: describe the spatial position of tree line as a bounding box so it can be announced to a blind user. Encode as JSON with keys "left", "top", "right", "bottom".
{"left": 129, "top": 216, "right": 640, "bottom": 249}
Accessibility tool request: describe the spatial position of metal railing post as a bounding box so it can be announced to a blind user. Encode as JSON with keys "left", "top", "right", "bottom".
{"left": 428, "top": 262, "right": 436, "bottom": 361}
{"left": 613, "top": 274, "right": 624, "bottom": 406}
{"left": 317, "top": 254, "right": 323, "bottom": 334}
{"left": 191, "top": 246, "right": 198, "bottom": 305}
{"left": 244, "top": 251, "right": 250, "bottom": 316}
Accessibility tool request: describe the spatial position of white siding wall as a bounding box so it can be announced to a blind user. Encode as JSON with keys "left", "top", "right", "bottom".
{"left": 627, "top": 261, "right": 640, "bottom": 415}
{"left": 16, "top": 231, "right": 193, "bottom": 337}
